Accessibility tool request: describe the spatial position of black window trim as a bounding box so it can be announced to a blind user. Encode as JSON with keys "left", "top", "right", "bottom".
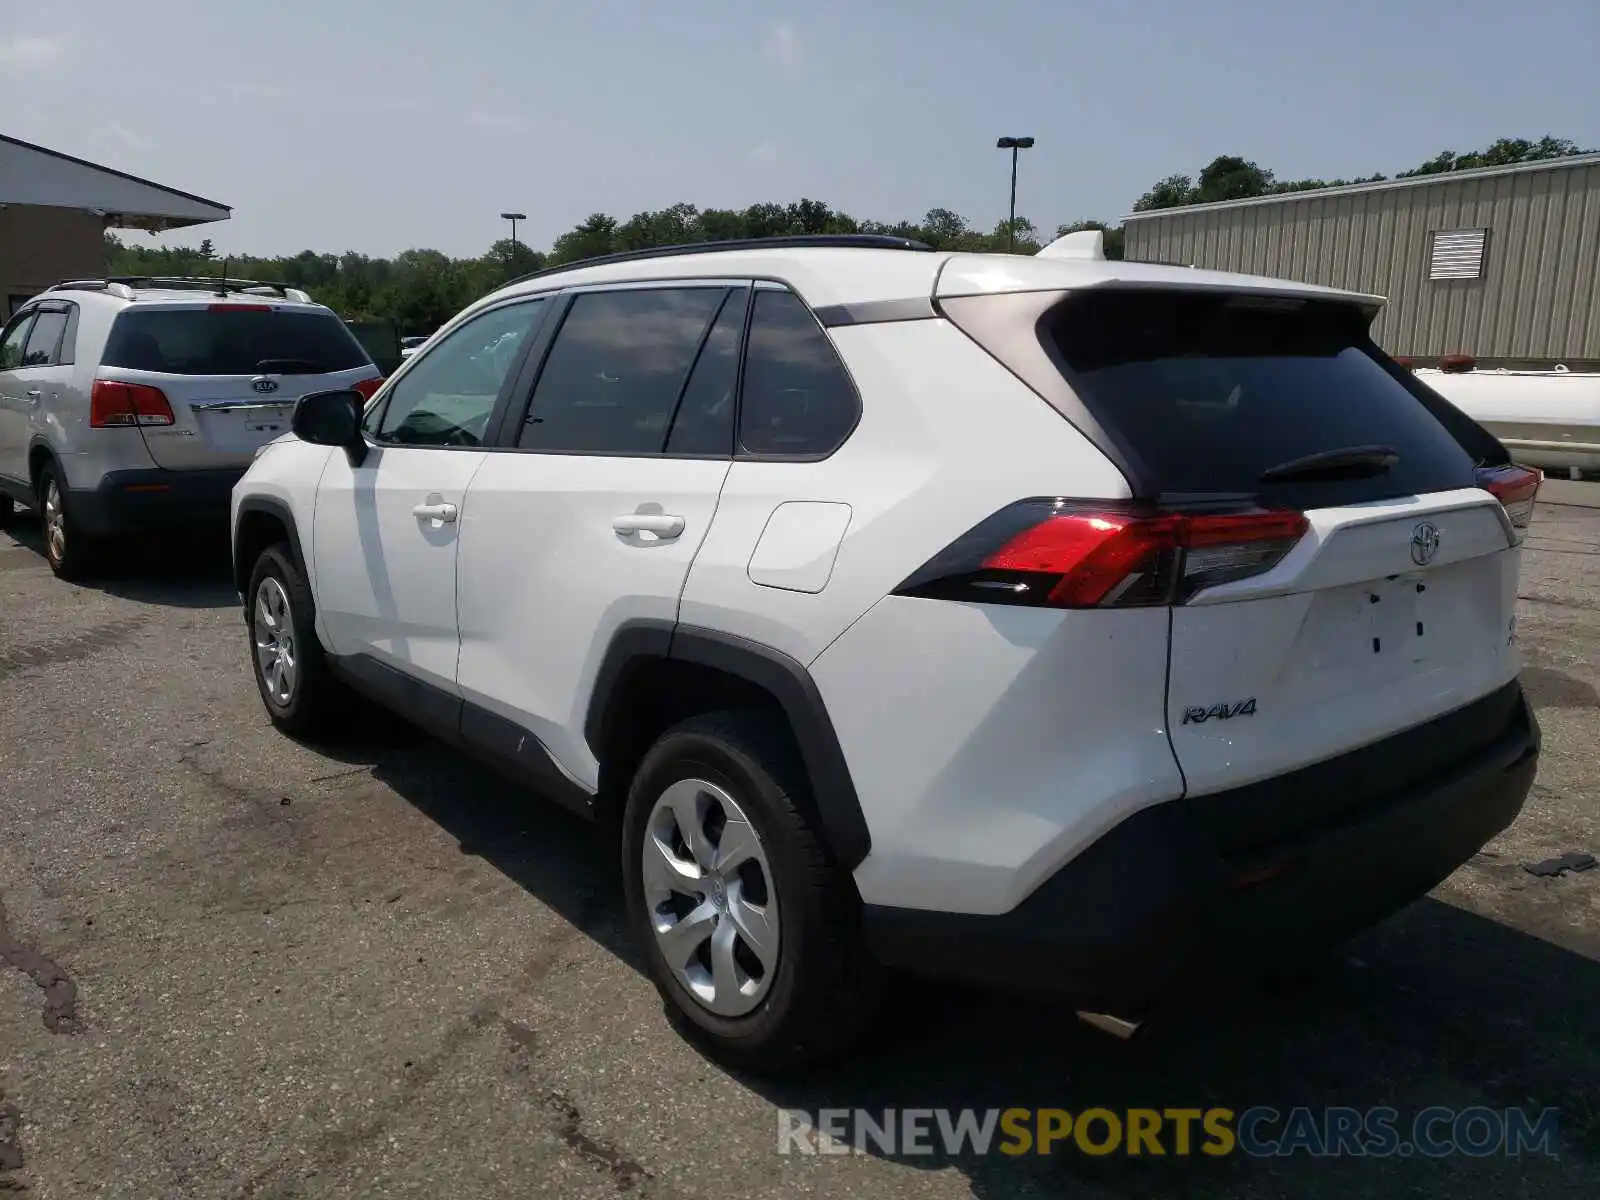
{"left": 495, "top": 280, "right": 755, "bottom": 462}
{"left": 362, "top": 294, "right": 555, "bottom": 453}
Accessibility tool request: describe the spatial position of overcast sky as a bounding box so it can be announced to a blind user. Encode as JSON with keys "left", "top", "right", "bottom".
{"left": 3, "top": 0, "right": 1596, "bottom": 260}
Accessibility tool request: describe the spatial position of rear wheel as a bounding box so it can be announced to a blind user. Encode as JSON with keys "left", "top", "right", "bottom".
{"left": 621, "top": 710, "right": 881, "bottom": 1072}
{"left": 0, "top": 493, "right": 13, "bottom": 530}
{"left": 36, "top": 461, "right": 100, "bottom": 580}
{"left": 247, "top": 543, "right": 341, "bottom": 737}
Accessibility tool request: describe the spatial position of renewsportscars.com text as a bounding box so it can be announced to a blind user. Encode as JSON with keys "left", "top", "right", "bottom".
{"left": 778, "top": 1106, "right": 1561, "bottom": 1158}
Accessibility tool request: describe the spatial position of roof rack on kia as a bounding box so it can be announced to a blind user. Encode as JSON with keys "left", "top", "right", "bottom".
{"left": 44, "top": 276, "right": 314, "bottom": 304}
{"left": 506, "top": 233, "right": 935, "bottom": 287}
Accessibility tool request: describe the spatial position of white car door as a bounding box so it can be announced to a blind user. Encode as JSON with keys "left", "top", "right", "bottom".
{"left": 312, "top": 297, "right": 551, "bottom": 698}
{"left": 0, "top": 308, "right": 39, "bottom": 487}
{"left": 456, "top": 283, "right": 744, "bottom": 788}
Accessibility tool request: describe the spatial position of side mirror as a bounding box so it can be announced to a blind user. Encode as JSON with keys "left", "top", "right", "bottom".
{"left": 292, "top": 389, "right": 368, "bottom": 466}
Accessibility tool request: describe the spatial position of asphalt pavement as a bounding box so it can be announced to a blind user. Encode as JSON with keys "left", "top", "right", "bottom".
{"left": 1, "top": 504, "right": 1597, "bottom": 1199}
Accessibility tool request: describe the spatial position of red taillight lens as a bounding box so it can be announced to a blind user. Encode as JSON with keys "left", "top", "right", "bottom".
{"left": 90, "top": 379, "right": 175, "bottom": 428}
{"left": 897, "top": 500, "right": 1308, "bottom": 609}
{"left": 351, "top": 376, "right": 385, "bottom": 401}
{"left": 1477, "top": 464, "right": 1541, "bottom": 540}
{"left": 207, "top": 303, "right": 273, "bottom": 313}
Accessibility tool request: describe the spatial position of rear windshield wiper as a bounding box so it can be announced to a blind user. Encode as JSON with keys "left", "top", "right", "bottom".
{"left": 1259, "top": 445, "right": 1399, "bottom": 484}
{"left": 255, "top": 358, "right": 328, "bottom": 375}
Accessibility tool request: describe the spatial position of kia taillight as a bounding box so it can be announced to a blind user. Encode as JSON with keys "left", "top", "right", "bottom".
{"left": 352, "top": 376, "right": 385, "bottom": 401}
{"left": 1477, "top": 464, "right": 1541, "bottom": 541}
{"left": 894, "top": 500, "right": 1309, "bottom": 609}
{"left": 90, "top": 379, "right": 175, "bottom": 428}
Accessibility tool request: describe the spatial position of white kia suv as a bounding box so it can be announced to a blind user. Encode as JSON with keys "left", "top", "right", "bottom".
{"left": 0, "top": 277, "right": 383, "bottom": 578}
{"left": 230, "top": 233, "right": 1542, "bottom": 1071}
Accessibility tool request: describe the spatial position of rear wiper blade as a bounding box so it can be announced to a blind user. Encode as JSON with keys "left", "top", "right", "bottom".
{"left": 255, "top": 358, "right": 327, "bottom": 375}
{"left": 1259, "top": 445, "right": 1399, "bottom": 484}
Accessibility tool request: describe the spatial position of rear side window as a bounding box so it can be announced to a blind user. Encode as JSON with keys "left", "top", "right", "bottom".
{"left": 1045, "top": 291, "right": 1484, "bottom": 505}
{"left": 22, "top": 310, "right": 69, "bottom": 366}
{"left": 102, "top": 307, "right": 372, "bottom": 376}
{"left": 739, "top": 290, "right": 859, "bottom": 457}
{"left": 519, "top": 287, "right": 727, "bottom": 455}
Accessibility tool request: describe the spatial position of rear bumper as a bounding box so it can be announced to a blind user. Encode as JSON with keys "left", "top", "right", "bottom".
{"left": 863, "top": 682, "right": 1539, "bottom": 1010}
{"left": 67, "top": 467, "right": 244, "bottom": 538}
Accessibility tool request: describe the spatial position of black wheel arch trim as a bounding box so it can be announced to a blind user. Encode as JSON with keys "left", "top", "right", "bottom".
{"left": 585, "top": 620, "right": 872, "bottom": 870}
{"left": 233, "top": 496, "right": 308, "bottom": 598}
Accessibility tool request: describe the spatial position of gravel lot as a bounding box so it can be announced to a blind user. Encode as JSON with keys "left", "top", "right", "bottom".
{"left": 2, "top": 504, "right": 1597, "bottom": 1199}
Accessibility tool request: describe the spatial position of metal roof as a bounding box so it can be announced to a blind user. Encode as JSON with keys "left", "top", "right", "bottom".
{"left": 0, "top": 133, "right": 230, "bottom": 229}
{"left": 1120, "top": 152, "right": 1600, "bottom": 223}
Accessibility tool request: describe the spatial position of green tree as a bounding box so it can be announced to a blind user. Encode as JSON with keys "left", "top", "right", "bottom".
{"left": 1132, "top": 174, "right": 1195, "bottom": 211}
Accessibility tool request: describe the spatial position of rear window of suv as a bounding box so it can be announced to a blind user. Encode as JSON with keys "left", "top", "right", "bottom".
{"left": 1041, "top": 290, "right": 1493, "bottom": 506}
{"left": 102, "top": 307, "right": 372, "bottom": 376}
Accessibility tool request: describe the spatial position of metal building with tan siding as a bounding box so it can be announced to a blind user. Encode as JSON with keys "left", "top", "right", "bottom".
{"left": 1121, "top": 154, "right": 1600, "bottom": 370}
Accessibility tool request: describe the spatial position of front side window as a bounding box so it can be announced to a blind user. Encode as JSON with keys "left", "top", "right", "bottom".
{"left": 0, "top": 313, "right": 35, "bottom": 371}
{"left": 738, "top": 290, "right": 860, "bottom": 457}
{"left": 518, "top": 287, "right": 728, "bottom": 455}
{"left": 22, "top": 310, "right": 69, "bottom": 367}
{"left": 374, "top": 299, "right": 547, "bottom": 447}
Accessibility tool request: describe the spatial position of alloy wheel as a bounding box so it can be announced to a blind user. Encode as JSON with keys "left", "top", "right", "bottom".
{"left": 42, "top": 478, "right": 66, "bottom": 564}
{"left": 253, "top": 577, "right": 298, "bottom": 706}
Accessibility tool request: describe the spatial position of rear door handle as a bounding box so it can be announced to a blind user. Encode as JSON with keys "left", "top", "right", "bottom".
{"left": 612, "top": 513, "right": 685, "bottom": 538}
{"left": 25, "top": 389, "right": 41, "bottom": 404}
{"left": 413, "top": 501, "right": 458, "bottom": 524}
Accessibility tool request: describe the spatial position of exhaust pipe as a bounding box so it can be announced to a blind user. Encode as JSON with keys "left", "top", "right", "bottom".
{"left": 1076, "top": 1010, "right": 1143, "bottom": 1040}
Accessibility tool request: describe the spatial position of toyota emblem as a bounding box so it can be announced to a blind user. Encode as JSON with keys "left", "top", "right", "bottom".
{"left": 252, "top": 377, "right": 279, "bottom": 394}
{"left": 1410, "top": 521, "right": 1441, "bottom": 566}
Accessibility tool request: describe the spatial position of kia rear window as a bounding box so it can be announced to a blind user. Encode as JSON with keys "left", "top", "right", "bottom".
{"left": 103, "top": 308, "right": 372, "bottom": 376}
{"left": 1044, "top": 291, "right": 1494, "bottom": 506}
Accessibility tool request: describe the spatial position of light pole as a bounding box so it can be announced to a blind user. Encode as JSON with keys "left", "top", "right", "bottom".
{"left": 994, "top": 137, "right": 1035, "bottom": 252}
{"left": 500, "top": 211, "right": 526, "bottom": 273}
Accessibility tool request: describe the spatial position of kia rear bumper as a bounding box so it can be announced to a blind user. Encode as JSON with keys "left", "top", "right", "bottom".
{"left": 68, "top": 467, "right": 245, "bottom": 537}
{"left": 863, "top": 681, "right": 1538, "bottom": 1009}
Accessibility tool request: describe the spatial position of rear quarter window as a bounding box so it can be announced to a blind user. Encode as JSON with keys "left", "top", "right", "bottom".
{"left": 103, "top": 307, "right": 373, "bottom": 376}
{"left": 1042, "top": 290, "right": 1489, "bottom": 507}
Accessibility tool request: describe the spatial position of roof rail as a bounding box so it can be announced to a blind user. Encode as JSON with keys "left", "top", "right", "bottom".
{"left": 506, "top": 233, "right": 935, "bottom": 288}
{"left": 45, "top": 279, "right": 138, "bottom": 300}
{"left": 47, "top": 276, "right": 314, "bottom": 304}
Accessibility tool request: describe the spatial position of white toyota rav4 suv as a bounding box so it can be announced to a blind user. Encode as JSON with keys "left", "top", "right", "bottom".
{"left": 231, "top": 233, "right": 1542, "bottom": 1070}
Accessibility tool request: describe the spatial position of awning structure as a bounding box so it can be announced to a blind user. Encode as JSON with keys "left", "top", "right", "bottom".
{"left": 0, "top": 133, "right": 230, "bottom": 231}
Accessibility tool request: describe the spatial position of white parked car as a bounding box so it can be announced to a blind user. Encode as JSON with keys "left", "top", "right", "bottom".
{"left": 231, "top": 234, "right": 1542, "bottom": 1070}
{"left": 0, "top": 277, "right": 383, "bottom": 577}
{"left": 1415, "top": 363, "right": 1600, "bottom": 476}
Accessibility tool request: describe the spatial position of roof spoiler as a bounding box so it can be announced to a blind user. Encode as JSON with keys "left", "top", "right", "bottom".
{"left": 1036, "top": 230, "right": 1106, "bottom": 261}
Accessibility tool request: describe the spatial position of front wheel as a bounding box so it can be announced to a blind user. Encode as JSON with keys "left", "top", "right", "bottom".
{"left": 621, "top": 711, "right": 881, "bottom": 1073}
{"left": 246, "top": 543, "right": 341, "bottom": 737}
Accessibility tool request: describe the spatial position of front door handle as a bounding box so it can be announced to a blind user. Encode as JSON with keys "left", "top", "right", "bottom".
{"left": 413, "top": 501, "right": 458, "bottom": 524}
{"left": 612, "top": 513, "right": 685, "bottom": 538}
{"left": 25, "top": 389, "right": 41, "bottom": 404}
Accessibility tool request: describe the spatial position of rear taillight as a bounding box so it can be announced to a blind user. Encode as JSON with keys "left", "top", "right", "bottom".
{"left": 352, "top": 376, "right": 385, "bottom": 401}
{"left": 895, "top": 500, "right": 1309, "bottom": 609}
{"left": 1477, "top": 464, "right": 1541, "bottom": 541}
{"left": 90, "top": 379, "right": 175, "bottom": 428}
{"left": 207, "top": 303, "right": 273, "bottom": 313}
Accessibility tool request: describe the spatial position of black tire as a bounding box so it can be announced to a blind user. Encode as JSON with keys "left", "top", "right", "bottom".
{"left": 245, "top": 542, "right": 341, "bottom": 737}
{"left": 0, "top": 493, "right": 13, "bottom": 530}
{"left": 35, "top": 460, "right": 101, "bottom": 581}
{"left": 621, "top": 710, "right": 882, "bottom": 1073}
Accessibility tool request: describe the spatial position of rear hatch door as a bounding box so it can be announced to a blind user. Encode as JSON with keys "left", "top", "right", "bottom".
{"left": 1040, "top": 288, "right": 1530, "bottom": 798}
{"left": 98, "top": 301, "right": 379, "bottom": 471}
